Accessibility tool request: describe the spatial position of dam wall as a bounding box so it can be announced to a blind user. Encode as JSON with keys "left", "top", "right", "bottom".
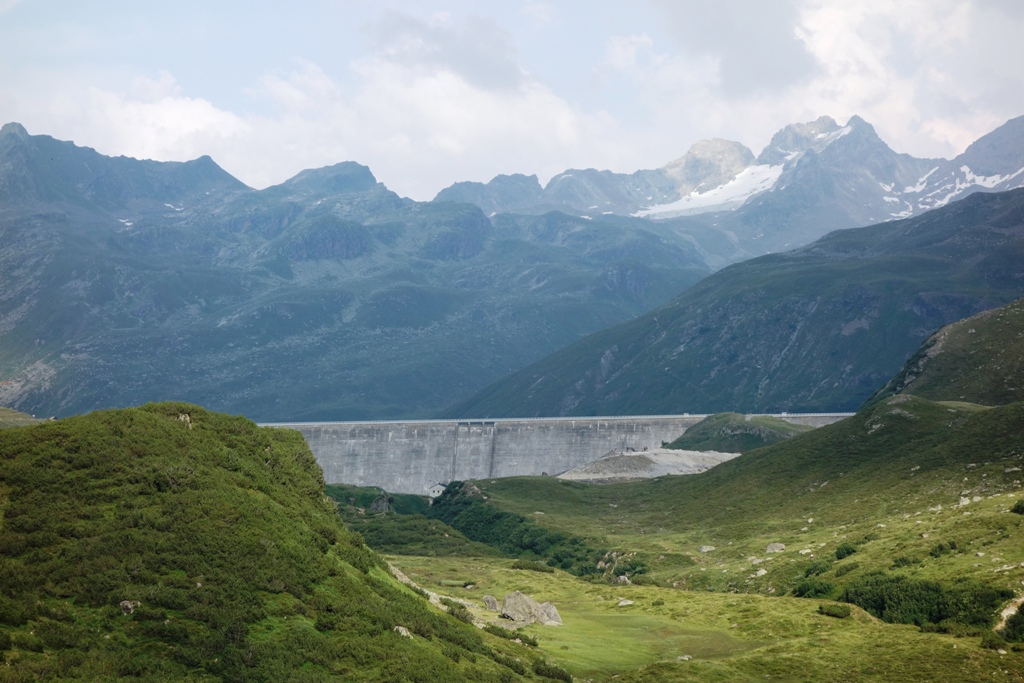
{"left": 266, "top": 413, "right": 852, "bottom": 494}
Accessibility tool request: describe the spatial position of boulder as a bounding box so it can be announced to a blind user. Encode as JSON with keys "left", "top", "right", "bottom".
{"left": 501, "top": 590, "right": 562, "bottom": 626}
{"left": 698, "top": 545, "right": 716, "bottom": 553}
{"left": 617, "top": 599, "right": 634, "bottom": 607}
{"left": 766, "top": 543, "right": 786, "bottom": 553}
{"left": 617, "top": 575, "right": 632, "bottom": 585}
{"left": 482, "top": 595, "right": 500, "bottom": 611}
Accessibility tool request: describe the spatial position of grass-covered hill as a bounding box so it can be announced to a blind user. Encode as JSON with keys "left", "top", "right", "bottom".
{"left": 869, "top": 296, "right": 1024, "bottom": 406}
{"left": 0, "top": 403, "right": 538, "bottom": 681}
{"left": 664, "top": 413, "right": 812, "bottom": 453}
{"left": 0, "top": 407, "right": 40, "bottom": 429}
{"left": 443, "top": 187, "right": 1024, "bottom": 418}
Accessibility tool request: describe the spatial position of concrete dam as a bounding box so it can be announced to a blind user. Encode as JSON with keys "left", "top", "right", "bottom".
{"left": 265, "top": 413, "right": 852, "bottom": 495}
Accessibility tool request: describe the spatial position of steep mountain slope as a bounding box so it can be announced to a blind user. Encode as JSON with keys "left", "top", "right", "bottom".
{"left": 0, "top": 403, "right": 532, "bottom": 681}
{"left": 443, "top": 187, "right": 1024, "bottom": 417}
{"left": 869, "top": 297, "right": 1024, "bottom": 406}
{"left": 0, "top": 123, "right": 709, "bottom": 420}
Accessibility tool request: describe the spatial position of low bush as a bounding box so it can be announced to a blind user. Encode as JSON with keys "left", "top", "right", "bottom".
{"left": 1011, "top": 500, "right": 1024, "bottom": 515}
{"left": 440, "top": 598, "right": 474, "bottom": 624}
{"left": 793, "top": 578, "right": 835, "bottom": 599}
{"left": 491, "top": 653, "right": 528, "bottom": 675}
{"left": 929, "top": 540, "right": 957, "bottom": 558}
{"left": 980, "top": 631, "right": 1007, "bottom": 650}
{"left": 533, "top": 657, "right": 573, "bottom": 681}
{"left": 818, "top": 603, "right": 851, "bottom": 619}
{"left": 1001, "top": 608, "right": 1024, "bottom": 642}
{"left": 482, "top": 624, "right": 537, "bottom": 646}
{"left": 840, "top": 572, "right": 1013, "bottom": 628}
{"left": 512, "top": 559, "right": 555, "bottom": 573}
{"left": 834, "top": 543, "right": 858, "bottom": 560}
{"left": 834, "top": 562, "right": 860, "bottom": 577}
{"left": 891, "top": 556, "right": 920, "bottom": 569}
{"left": 804, "top": 559, "right": 833, "bottom": 577}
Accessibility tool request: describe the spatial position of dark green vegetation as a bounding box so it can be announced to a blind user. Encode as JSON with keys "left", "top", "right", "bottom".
{"left": 0, "top": 407, "right": 40, "bottom": 429}
{"left": 870, "top": 297, "right": 1024, "bottom": 407}
{"left": 0, "top": 122, "right": 708, "bottom": 421}
{"left": 664, "top": 413, "right": 812, "bottom": 453}
{"left": 445, "top": 187, "right": 1024, "bottom": 418}
{"left": 426, "top": 482, "right": 605, "bottom": 576}
{"left": 325, "top": 484, "right": 502, "bottom": 558}
{"left": 0, "top": 403, "right": 542, "bottom": 681}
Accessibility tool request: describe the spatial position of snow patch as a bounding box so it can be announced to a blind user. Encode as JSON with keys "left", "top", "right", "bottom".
{"left": 903, "top": 167, "right": 940, "bottom": 194}
{"left": 634, "top": 164, "right": 783, "bottom": 219}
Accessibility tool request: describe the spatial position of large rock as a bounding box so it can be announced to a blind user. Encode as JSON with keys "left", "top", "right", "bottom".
{"left": 501, "top": 590, "right": 562, "bottom": 626}
{"left": 766, "top": 543, "right": 786, "bottom": 553}
{"left": 482, "top": 595, "right": 500, "bottom": 611}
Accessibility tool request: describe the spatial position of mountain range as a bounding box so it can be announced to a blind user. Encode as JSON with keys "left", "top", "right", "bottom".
{"left": 0, "top": 122, "right": 707, "bottom": 420}
{"left": 445, "top": 187, "right": 1024, "bottom": 417}
{"left": 437, "top": 114, "right": 1024, "bottom": 265}
{"left": 3, "top": 113, "right": 1024, "bottom": 421}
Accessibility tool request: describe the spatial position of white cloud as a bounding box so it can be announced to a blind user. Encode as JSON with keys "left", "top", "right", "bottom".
{"left": 4, "top": 1, "right": 1023, "bottom": 200}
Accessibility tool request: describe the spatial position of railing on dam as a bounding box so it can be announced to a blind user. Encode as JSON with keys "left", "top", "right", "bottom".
{"left": 261, "top": 413, "right": 855, "bottom": 494}
{"left": 260, "top": 412, "right": 854, "bottom": 428}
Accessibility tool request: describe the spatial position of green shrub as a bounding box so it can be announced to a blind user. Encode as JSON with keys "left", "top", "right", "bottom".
{"left": 533, "top": 657, "right": 573, "bottom": 681}
{"left": 440, "top": 598, "right": 474, "bottom": 624}
{"left": 840, "top": 573, "right": 1012, "bottom": 628}
{"left": 512, "top": 559, "right": 555, "bottom": 573}
{"left": 482, "top": 623, "right": 537, "bottom": 646}
{"left": 793, "top": 578, "right": 835, "bottom": 599}
{"left": 818, "top": 603, "right": 851, "bottom": 619}
{"left": 834, "top": 562, "right": 860, "bottom": 577}
{"left": 804, "top": 559, "right": 833, "bottom": 577}
{"left": 891, "top": 556, "right": 920, "bottom": 569}
{"left": 1011, "top": 500, "right": 1024, "bottom": 515}
{"left": 834, "top": 543, "right": 858, "bottom": 560}
{"left": 980, "top": 631, "right": 1007, "bottom": 650}
{"left": 1001, "top": 608, "right": 1024, "bottom": 642}
{"left": 491, "top": 653, "right": 528, "bottom": 675}
{"left": 652, "top": 599, "right": 665, "bottom": 607}
{"left": 427, "top": 482, "right": 603, "bottom": 576}
{"left": 929, "top": 541, "right": 957, "bottom": 558}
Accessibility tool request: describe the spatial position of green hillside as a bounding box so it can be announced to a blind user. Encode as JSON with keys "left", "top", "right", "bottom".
{"left": 0, "top": 407, "right": 40, "bottom": 429}
{"left": 870, "top": 297, "right": 1024, "bottom": 406}
{"left": 664, "top": 413, "right": 812, "bottom": 453}
{"left": 443, "top": 187, "right": 1024, "bottom": 418}
{"left": 0, "top": 403, "right": 535, "bottom": 681}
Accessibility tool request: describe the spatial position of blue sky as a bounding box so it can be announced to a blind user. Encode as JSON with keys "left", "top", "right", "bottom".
{"left": 2, "top": 0, "right": 1023, "bottom": 199}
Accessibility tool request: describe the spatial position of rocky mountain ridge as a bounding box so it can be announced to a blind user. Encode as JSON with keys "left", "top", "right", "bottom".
{"left": 436, "top": 114, "right": 1024, "bottom": 261}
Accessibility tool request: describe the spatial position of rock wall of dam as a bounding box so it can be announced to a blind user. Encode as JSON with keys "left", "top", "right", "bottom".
{"left": 265, "top": 413, "right": 852, "bottom": 495}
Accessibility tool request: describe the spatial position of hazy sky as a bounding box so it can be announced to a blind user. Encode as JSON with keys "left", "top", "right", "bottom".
{"left": 3, "top": 0, "right": 1023, "bottom": 199}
